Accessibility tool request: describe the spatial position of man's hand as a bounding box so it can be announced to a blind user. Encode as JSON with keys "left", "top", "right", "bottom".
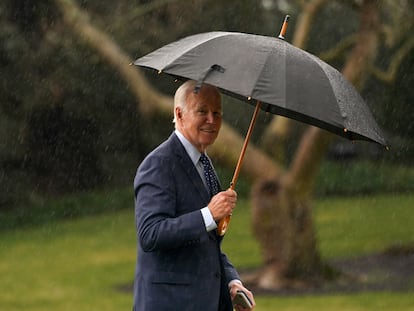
{"left": 230, "top": 281, "right": 255, "bottom": 310}
{"left": 207, "top": 189, "right": 237, "bottom": 222}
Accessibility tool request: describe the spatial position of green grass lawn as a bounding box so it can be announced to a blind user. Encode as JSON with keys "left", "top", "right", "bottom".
{"left": 1, "top": 192, "right": 414, "bottom": 310}
{"left": 0, "top": 212, "right": 136, "bottom": 311}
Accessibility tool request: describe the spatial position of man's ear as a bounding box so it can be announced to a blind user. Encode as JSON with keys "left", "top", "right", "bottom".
{"left": 175, "top": 107, "right": 182, "bottom": 120}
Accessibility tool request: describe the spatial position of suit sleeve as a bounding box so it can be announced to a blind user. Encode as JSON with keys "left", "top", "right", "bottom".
{"left": 221, "top": 252, "right": 241, "bottom": 284}
{"left": 134, "top": 154, "right": 208, "bottom": 252}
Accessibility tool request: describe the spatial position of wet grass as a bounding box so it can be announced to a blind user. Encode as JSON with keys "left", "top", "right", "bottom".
{"left": 0, "top": 210, "right": 136, "bottom": 311}
{"left": 315, "top": 193, "right": 414, "bottom": 259}
{"left": 0, "top": 191, "right": 413, "bottom": 310}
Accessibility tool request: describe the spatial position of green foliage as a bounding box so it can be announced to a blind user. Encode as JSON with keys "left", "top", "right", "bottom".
{"left": 0, "top": 165, "right": 30, "bottom": 207}
{"left": 25, "top": 105, "right": 103, "bottom": 193}
{"left": 0, "top": 187, "right": 132, "bottom": 231}
{"left": 315, "top": 160, "right": 414, "bottom": 197}
{"left": 0, "top": 1, "right": 142, "bottom": 206}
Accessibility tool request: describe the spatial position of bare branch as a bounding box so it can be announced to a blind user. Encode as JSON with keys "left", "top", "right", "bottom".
{"left": 55, "top": 0, "right": 172, "bottom": 116}
{"left": 319, "top": 34, "right": 357, "bottom": 62}
{"left": 341, "top": 0, "right": 381, "bottom": 89}
{"left": 369, "top": 36, "right": 414, "bottom": 84}
{"left": 212, "top": 123, "right": 281, "bottom": 183}
{"left": 292, "top": 0, "right": 329, "bottom": 48}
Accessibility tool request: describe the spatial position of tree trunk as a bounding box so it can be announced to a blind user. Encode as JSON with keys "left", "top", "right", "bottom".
{"left": 251, "top": 0, "right": 381, "bottom": 289}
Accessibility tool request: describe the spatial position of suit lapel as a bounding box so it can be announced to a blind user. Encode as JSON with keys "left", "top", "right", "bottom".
{"left": 169, "top": 134, "right": 210, "bottom": 203}
{"left": 169, "top": 133, "right": 221, "bottom": 241}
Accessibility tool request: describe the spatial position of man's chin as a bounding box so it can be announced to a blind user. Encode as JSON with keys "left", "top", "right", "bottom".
{"left": 200, "top": 137, "right": 217, "bottom": 147}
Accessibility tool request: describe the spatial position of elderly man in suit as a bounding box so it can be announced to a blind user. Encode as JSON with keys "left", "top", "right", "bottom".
{"left": 133, "top": 80, "right": 255, "bottom": 311}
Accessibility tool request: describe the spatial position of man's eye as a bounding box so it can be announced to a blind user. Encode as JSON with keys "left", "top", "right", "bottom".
{"left": 197, "top": 110, "right": 207, "bottom": 115}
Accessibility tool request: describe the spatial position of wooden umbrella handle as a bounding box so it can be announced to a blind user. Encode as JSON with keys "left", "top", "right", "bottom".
{"left": 216, "top": 181, "right": 235, "bottom": 236}
{"left": 216, "top": 214, "right": 232, "bottom": 236}
{"left": 216, "top": 101, "right": 261, "bottom": 236}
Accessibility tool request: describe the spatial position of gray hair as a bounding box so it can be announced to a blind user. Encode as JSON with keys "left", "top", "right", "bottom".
{"left": 173, "top": 80, "right": 197, "bottom": 124}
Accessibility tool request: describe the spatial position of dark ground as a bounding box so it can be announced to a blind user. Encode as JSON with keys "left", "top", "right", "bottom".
{"left": 245, "top": 246, "right": 414, "bottom": 296}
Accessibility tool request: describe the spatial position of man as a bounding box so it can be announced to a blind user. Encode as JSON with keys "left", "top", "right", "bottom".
{"left": 133, "top": 80, "right": 255, "bottom": 311}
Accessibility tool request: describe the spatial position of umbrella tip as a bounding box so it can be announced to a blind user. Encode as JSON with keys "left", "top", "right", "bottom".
{"left": 278, "top": 15, "right": 290, "bottom": 40}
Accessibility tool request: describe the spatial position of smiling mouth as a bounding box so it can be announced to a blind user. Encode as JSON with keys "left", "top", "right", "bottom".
{"left": 200, "top": 128, "right": 216, "bottom": 134}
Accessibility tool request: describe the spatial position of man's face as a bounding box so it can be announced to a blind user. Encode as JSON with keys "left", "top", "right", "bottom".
{"left": 176, "top": 86, "right": 222, "bottom": 152}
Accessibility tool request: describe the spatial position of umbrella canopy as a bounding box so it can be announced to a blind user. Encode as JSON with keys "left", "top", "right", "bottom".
{"left": 134, "top": 30, "right": 388, "bottom": 236}
{"left": 134, "top": 31, "right": 387, "bottom": 147}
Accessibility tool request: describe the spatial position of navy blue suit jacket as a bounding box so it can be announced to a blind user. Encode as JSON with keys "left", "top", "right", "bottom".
{"left": 132, "top": 133, "right": 239, "bottom": 311}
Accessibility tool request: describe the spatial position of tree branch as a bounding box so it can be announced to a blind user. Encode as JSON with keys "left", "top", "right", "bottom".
{"left": 55, "top": 0, "right": 172, "bottom": 116}
{"left": 369, "top": 36, "right": 414, "bottom": 84}
{"left": 54, "top": 0, "right": 280, "bottom": 182}
{"left": 293, "top": 0, "right": 329, "bottom": 49}
{"left": 319, "top": 34, "right": 357, "bottom": 63}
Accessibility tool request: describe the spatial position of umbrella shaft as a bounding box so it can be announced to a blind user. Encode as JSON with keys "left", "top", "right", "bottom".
{"left": 230, "top": 101, "right": 261, "bottom": 190}
{"left": 217, "top": 101, "right": 261, "bottom": 236}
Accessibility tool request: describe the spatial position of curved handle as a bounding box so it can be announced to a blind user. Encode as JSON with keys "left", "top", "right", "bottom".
{"left": 216, "top": 182, "right": 235, "bottom": 236}
{"left": 217, "top": 214, "right": 232, "bottom": 236}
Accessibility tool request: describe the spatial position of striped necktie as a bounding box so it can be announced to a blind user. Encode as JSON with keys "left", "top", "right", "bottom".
{"left": 199, "top": 153, "right": 219, "bottom": 197}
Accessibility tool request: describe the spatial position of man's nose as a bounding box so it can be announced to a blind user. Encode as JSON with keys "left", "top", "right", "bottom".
{"left": 206, "top": 111, "right": 214, "bottom": 123}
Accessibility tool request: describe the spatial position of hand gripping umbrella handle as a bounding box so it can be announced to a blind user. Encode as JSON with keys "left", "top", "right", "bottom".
{"left": 217, "top": 101, "right": 262, "bottom": 236}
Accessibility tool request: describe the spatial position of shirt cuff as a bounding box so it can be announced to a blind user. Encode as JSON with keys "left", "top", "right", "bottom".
{"left": 201, "top": 207, "right": 217, "bottom": 232}
{"left": 228, "top": 279, "right": 242, "bottom": 288}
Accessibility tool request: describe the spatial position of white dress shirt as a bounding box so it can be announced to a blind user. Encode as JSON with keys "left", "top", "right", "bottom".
{"left": 174, "top": 130, "right": 217, "bottom": 232}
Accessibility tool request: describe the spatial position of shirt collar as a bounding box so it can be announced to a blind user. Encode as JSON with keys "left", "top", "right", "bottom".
{"left": 174, "top": 129, "right": 202, "bottom": 166}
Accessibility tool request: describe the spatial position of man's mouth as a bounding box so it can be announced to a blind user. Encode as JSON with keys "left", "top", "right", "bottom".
{"left": 200, "top": 128, "right": 216, "bottom": 134}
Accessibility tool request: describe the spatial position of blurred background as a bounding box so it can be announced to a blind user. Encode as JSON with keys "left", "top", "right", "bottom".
{"left": 0, "top": 0, "right": 413, "bottom": 205}
{"left": 0, "top": 0, "right": 413, "bottom": 310}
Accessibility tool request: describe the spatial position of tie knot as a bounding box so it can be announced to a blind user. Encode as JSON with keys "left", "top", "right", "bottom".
{"left": 199, "top": 153, "right": 208, "bottom": 165}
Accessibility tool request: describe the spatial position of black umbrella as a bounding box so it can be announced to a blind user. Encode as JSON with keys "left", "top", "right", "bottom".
{"left": 133, "top": 18, "right": 388, "bottom": 235}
